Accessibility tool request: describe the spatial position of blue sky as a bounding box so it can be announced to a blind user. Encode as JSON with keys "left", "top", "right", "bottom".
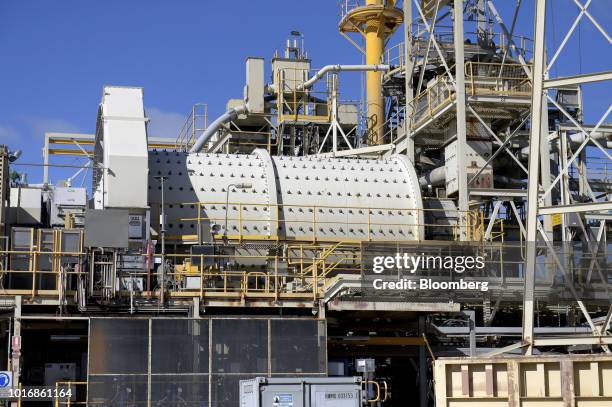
{"left": 0, "top": 1, "right": 610, "bottom": 184}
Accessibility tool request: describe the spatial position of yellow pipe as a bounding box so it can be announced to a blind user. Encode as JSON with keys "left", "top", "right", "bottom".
{"left": 365, "top": 0, "right": 385, "bottom": 145}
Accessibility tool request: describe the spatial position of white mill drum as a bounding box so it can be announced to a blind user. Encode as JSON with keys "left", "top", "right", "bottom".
{"left": 148, "top": 149, "right": 423, "bottom": 242}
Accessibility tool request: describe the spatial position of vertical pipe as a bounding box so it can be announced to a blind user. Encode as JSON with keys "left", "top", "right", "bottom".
{"left": 365, "top": 0, "right": 386, "bottom": 144}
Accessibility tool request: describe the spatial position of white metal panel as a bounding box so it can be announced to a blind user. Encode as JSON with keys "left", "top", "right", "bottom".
{"left": 95, "top": 86, "right": 149, "bottom": 209}
{"left": 445, "top": 139, "right": 493, "bottom": 196}
{"left": 245, "top": 57, "right": 265, "bottom": 113}
{"left": 9, "top": 187, "right": 42, "bottom": 225}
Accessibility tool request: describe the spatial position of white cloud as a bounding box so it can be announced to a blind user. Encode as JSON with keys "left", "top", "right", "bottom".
{"left": 146, "top": 107, "right": 188, "bottom": 139}
{"left": 24, "top": 117, "right": 82, "bottom": 140}
{"left": 0, "top": 125, "right": 19, "bottom": 144}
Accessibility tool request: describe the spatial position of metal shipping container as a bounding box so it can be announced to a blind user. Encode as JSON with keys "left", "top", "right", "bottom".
{"left": 434, "top": 354, "right": 612, "bottom": 407}
{"left": 240, "top": 377, "right": 364, "bottom": 407}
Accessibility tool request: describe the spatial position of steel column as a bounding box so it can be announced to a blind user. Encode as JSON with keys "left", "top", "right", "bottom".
{"left": 403, "top": 0, "right": 415, "bottom": 161}
{"left": 522, "top": 0, "right": 547, "bottom": 354}
{"left": 453, "top": 0, "right": 469, "bottom": 241}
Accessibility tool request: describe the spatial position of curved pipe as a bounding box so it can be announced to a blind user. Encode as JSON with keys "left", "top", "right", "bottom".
{"left": 189, "top": 104, "right": 248, "bottom": 153}
{"left": 299, "top": 64, "right": 390, "bottom": 90}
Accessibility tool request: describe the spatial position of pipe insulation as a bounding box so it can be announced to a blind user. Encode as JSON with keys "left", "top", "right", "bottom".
{"left": 299, "top": 64, "right": 390, "bottom": 90}
{"left": 189, "top": 104, "right": 248, "bottom": 153}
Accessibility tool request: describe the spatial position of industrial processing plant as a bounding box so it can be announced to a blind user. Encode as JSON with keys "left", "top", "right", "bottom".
{"left": 0, "top": 0, "right": 611, "bottom": 406}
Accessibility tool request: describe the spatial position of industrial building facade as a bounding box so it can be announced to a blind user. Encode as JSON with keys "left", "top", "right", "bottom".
{"left": 0, "top": 0, "right": 611, "bottom": 406}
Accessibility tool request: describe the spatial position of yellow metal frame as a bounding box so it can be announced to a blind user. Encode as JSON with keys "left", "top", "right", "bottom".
{"left": 275, "top": 68, "right": 331, "bottom": 124}
{"left": 54, "top": 381, "right": 87, "bottom": 407}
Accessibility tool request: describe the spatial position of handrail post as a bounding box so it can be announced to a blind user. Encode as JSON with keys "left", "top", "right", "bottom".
{"left": 367, "top": 210, "right": 371, "bottom": 241}
{"left": 31, "top": 251, "right": 37, "bottom": 299}
{"left": 200, "top": 254, "right": 204, "bottom": 299}
{"left": 197, "top": 203, "right": 201, "bottom": 244}
{"left": 239, "top": 203, "right": 243, "bottom": 243}
{"left": 313, "top": 256, "right": 317, "bottom": 301}
{"left": 274, "top": 256, "right": 279, "bottom": 301}
{"left": 312, "top": 205, "right": 317, "bottom": 243}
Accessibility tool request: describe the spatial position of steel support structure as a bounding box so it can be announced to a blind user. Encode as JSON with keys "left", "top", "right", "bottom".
{"left": 522, "top": 0, "right": 612, "bottom": 354}
{"left": 403, "top": 0, "right": 415, "bottom": 162}
{"left": 10, "top": 296, "right": 21, "bottom": 407}
{"left": 522, "top": 0, "right": 547, "bottom": 355}
{"left": 453, "top": 0, "right": 469, "bottom": 241}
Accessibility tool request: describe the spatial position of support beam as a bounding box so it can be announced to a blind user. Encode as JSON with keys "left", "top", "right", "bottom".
{"left": 403, "top": 0, "right": 415, "bottom": 161}
{"left": 328, "top": 336, "right": 425, "bottom": 346}
{"left": 418, "top": 316, "right": 427, "bottom": 407}
{"left": 538, "top": 200, "right": 612, "bottom": 215}
{"left": 522, "top": 0, "right": 547, "bottom": 354}
{"left": 453, "top": 0, "right": 469, "bottom": 241}
{"left": 484, "top": 201, "right": 503, "bottom": 240}
{"left": 326, "top": 300, "right": 460, "bottom": 312}
{"left": 10, "top": 296, "right": 21, "bottom": 407}
{"left": 533, "top": 337, "right": 612, "bottom": 346}
{"left": 543, "top": 70, "right": 612, "bottom": 88}
{"left": 318, "top": 143, "right": 393, "bottom": 158}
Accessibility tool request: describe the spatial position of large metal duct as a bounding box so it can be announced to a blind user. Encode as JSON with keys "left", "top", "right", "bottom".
{"left": 188, "top": 104, "right": 247, "bottom": 153}
{"left": 148, "top": 149, "right": 423, "bottom": 242}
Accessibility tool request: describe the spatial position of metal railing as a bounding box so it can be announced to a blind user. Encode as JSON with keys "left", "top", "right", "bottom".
{"left": 175, "top": 103, "right": 208, "bottom": 151}
{"left": 408, "top": 62, "right": 532, "bottom": 128}
{"left": 465, "top": 61, "right": 532, "bottom": 96}
{"left": 166, "top": 201, "right": 485, "bottom": 244}
{"left": 410, "top": 24, "right": 533, "bottom": 59}
{"left": 275, "top": 67, "right": 331, "bottom": 124}
{"left": 338, "top": 0, "right": 397, "bottom": 20}
{"left": 54, "top": 381, "right": 86, "bottom": 407}
{"left": 165, "top": 252, "right": 322, "bottom": 300}
{"left": 0, "top": 237, "right": 610, "bottom": 303}
{"left": 384, "top": 42, "right": 407, "bottom": 69}
{"left": 409, "top": 74, "right": 455, "bottom": 128}
{"left": 383, "top": 30, "right": 533, "bottom": 69}
{"left": 569, "top": 156, "right": 612, "bottom": 187}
